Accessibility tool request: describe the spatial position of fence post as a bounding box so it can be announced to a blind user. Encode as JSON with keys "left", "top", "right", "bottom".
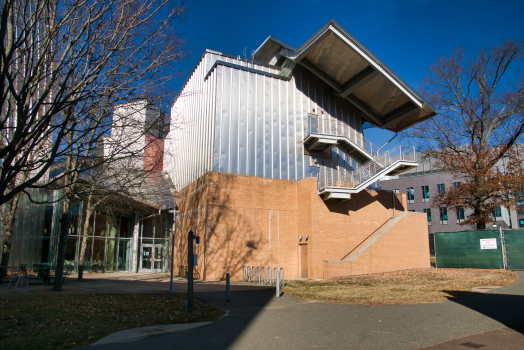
{"left": 434, "top": 234, "right": 438, "bottom": 268}
{"left": 500, "top": 227, "right": 508, "bottom": 269}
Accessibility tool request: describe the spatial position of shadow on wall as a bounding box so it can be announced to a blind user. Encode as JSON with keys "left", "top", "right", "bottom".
{"left": 321, "top": 189, "right": 405, "bottom": 215}
{"left": 174, "top": 173, "right": 262, "bottom": 281}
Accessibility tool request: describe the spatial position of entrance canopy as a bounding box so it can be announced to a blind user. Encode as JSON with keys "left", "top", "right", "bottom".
{"left": 252, "top": 20, "right": 436, "bottom": 132}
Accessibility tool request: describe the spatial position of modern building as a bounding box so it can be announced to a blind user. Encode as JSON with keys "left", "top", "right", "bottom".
{"left": 164, "top": 20, "right": 437, "bottom": 280}
{"left": 0, "top": 103, "right": 176, "bottom": 273}
{"left": 380, "top": 155, "right": 521, "bottom": 234}
{"left": 1, "top": 20, "right": 440, "bottom": 280}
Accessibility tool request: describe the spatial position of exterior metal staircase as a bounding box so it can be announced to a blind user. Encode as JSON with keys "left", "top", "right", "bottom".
{"left": 301, "top": 116, "right": 418, "bottom": 201}
{"left": 303, "top": 116, "right": 379, "bottom": 165}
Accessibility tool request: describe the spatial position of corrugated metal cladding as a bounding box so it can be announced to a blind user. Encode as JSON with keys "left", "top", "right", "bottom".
{"left": 165, "top": 51, "right": 365, "bottom": 191}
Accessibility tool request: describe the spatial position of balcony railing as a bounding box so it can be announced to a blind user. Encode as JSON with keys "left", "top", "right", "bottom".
{"left": 316, "top": 144, "right": 417, "bottom": 192}
{"left": 304, "top": 116, "right": 380, "bottom": 156}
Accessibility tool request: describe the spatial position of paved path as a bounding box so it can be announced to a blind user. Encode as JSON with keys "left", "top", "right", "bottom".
{"left": 83, "top": 271, "right": 524, "bottom": 350}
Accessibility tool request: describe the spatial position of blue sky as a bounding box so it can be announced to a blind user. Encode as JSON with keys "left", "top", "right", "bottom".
{"left": 178, "top": 0, "right": 524, "bottom": 147}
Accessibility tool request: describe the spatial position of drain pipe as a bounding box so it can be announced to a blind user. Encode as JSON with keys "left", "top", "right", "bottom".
{"left": 168, "top": 208, "right": 179, "bottom": 294}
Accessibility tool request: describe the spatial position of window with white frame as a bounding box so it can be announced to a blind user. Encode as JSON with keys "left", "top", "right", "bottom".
{"left": 407, "top": 187, "right": 414, "bottom": 203}
{"left": 439, "top": 207, "right": 448, "bottom": 225}
{"left": 456, "top": 207, "right": 465, "bottom": 223}
{"left": 437, "top": 183, "right": 445, "bottom": 196}
{"left": 423, "top": 208, "right": 432, "bottom": 225}
{"left": 422, "top": 185, "right": 430, "bottom": 202}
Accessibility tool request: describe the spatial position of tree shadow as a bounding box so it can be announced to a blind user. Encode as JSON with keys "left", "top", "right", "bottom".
{"left": 442, "top": 290, "right": 524, "bottom": 334}
{"left": 174, "top": 172, "right": 263, "bottom": 282}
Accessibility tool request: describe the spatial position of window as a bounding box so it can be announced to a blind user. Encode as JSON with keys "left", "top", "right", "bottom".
{"left": 518, "top": 200, "right": 524, "bottom": 214}
{"left": 453, "top": 181, "right": 461, "bottom": 188}
{"left": 424, "top": 208, "right": 432, "bottom": 226}
{"left": 394, "top": 189, "right": 399, "bottom": 193}
{"left": 439, "top": 207, "right": 448, "bottom": 225}
{"left": 520, "top": 219, "right": 524, "bottom": 228}
{"left": 437, "top": 183, "right": 445, "bottom": 195}
{"left": 422, "top": 185, "right": 430, "bottom": 202}
{"left": 456, "top": 207, "right": 465, "bottom": 223}
{"left": 408, "top": 210, "right": 416, "bottom": 212}
{"left": 494, "top": 206, "right": 502, "bottom": 218}
{"left": 407, "top": 187, "right": 414, "bottom": 203}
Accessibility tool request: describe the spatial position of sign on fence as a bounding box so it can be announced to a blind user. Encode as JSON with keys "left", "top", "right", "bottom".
{"left": 480, "top": 238, "right": 498, "bottom": 250}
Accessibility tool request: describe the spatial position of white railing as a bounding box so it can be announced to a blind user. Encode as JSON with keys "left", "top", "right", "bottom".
{"left": 304, "top": 116, "right": 380, "bottom": 156}
{"left": 316, "top": 144, "right": 416, "bottom": 192}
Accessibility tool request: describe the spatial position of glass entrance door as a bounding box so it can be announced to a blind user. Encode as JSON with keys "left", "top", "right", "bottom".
{"left": 139, "top": 245, "right": 164, "bottom": 272}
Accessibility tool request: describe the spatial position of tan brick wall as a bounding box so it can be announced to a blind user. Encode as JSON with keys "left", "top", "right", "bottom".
{"left": 172, "top": 172, "right": 429, "bottom": 281}
{"left": 323, "top": 212, "right": 431, "bottom": 278}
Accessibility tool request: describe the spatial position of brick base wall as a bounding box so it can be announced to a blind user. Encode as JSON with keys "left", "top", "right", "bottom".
{"left": 172, "top": 172, "right": 430, "bottom": 281}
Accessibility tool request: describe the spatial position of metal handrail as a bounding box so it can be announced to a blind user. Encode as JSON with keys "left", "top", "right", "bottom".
{"left": 304, "top": 116, "right": 380, "bottom": 156}
{"left": 317, "top": 144, "right": 416, "bottom": 192}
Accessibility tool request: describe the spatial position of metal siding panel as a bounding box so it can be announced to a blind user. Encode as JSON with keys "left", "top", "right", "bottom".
{"left": 230, "top": 68, "right": 240, "bottom": 174}
{"left": 255, "top": 74, "right": 264, "bottom": 177}
{"left": 214, "top": 66, "right": 222, "bottom": 172}
{"left": 220, "top": 66, "right": 231, "bottom": 173}
{"left": 280, "top": 79, "right": 288, "bottom": 180}
{"left": 272, "top": 78, "right": 280, "bottom": 179}
{"left": 248, "top": 72, "right": 257, "bottom": 176}
{"left": 294, "top": 71, "right": 304, "bottom": 179}
{"left": 264, "top": 76, "right": 272, "bottom": 178}
{"left": 288, "top": 78, "right": 296, "bottom": 180}
{"left": 238, "top": 70, "right": 247, "bottom": 175}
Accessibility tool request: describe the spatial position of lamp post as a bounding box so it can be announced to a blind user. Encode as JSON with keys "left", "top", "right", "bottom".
{"left": 168, "top": 208, "right": 179, "bottom": 295}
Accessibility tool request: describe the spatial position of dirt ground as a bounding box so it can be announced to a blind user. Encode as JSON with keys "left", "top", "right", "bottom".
{"left": 285, "top": 268, "right": 516, "bottom": 305}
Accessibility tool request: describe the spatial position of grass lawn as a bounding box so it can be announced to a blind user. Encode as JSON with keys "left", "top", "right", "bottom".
{"left": 0, "top": 293, "right": 224, "bottom": 350}
{"left": 285, "top": 268, "right": 516, "bottom": 305}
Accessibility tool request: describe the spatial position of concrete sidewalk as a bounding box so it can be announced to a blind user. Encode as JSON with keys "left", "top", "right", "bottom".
{"left": 0, "top": 271, "right": 268, "bottom": 296}
{"left": 3, "top": 270, "right": 523, "bottom": 349}
{"left": 79, "top": 271, "right": 524, "bottom": 350}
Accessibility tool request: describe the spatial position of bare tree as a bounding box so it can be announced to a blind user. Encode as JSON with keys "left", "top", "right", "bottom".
{"left": 403, "top": 40, "right": 524, "bottom": 229}
{"left": 0, "top": 0, "right": 187, "bottom": 206}
{"left": 0, "top": 0, "right": 188, "bottom": 290}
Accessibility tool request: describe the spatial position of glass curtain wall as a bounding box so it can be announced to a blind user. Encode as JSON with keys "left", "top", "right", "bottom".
{"left": 68, "top": 211, "right": 134, "bottom": 271}
{"left": 0, "top": 188, "right": 56, "bottom": 267}
{"left": 0, "top": 190, "right": 135, "bottom": 272}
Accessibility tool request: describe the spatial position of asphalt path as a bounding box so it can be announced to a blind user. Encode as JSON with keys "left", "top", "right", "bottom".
{"left": 86, "top": 271, "right": 524, "bottom": 350}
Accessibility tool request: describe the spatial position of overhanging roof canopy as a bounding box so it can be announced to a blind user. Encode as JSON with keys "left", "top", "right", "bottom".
{"left": 252, "top": 20, "right": 436, "bottom": 132}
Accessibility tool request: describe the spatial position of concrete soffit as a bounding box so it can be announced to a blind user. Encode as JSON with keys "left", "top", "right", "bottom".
{"left": 252, "top": 20, "right": 437, "bottom": 132}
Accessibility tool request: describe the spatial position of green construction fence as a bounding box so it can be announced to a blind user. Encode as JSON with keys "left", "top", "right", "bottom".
{"left": 504, "top": 229, "right": 524, "bottom": 270}
{"left": 434, "top": 230, "right": 504, "bottom": 269}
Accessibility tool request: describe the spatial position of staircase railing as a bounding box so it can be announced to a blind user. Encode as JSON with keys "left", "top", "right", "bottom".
{"left": 304, "top": 116, "right": 380, "bottom": 156}
{"left": 317, "top": 144, "right": 416, "bottom": 192}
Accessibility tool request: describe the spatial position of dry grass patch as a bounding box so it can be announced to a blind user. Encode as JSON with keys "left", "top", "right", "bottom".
{"left": 0, "top": 293, "right": 224, "bottom": 350}
{"left": 285, "top": 268, "right": 516, "bottom": 305}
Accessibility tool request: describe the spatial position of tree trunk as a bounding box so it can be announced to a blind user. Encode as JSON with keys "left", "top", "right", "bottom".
{"left": 0, "top": 196, "right": 20, "bottom": 274}
{"left": 53, "top": 196, "right": 71, "bottom": 291}
{"left": 475, "top": 204, "right": 487, "bottom": 231}
{"left": 78, "top": 195, "right": 94, "bottom": 280}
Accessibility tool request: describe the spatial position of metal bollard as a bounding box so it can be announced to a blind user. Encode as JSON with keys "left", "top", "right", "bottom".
{"left": 226, "top": 272, "right": 230, "bottom": 302}
{"left": 276, "top": 270, "right": 281, "bottom": 298}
